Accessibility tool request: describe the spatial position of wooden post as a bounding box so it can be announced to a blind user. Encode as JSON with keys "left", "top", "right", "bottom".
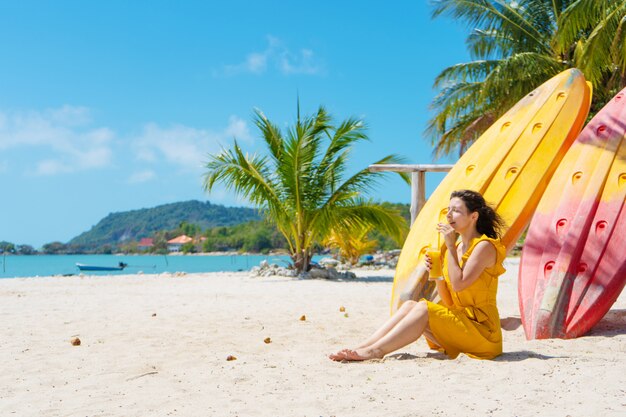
{"left": 416, "top": 171, "right": 426, "bottom": 223}
{"left": 369, "top": 164, "right": 454, "bottom": 225}
{"left": 410, "top": 172, "right": 419, "bottom": 225}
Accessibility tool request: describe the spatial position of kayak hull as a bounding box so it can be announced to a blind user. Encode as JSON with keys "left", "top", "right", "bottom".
{"left": 519, "top": 88, "right": 626, "bottom": 339}
{"left": 391, "top": 69, "right": 591, "bottom": 313}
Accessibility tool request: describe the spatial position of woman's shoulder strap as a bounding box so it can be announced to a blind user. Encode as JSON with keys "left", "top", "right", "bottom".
{"left": 472, "top": 235, "right": 506, "bottom": 275}
{"left": 474, "top": 235, "right": 505, "bottom": 255}
{"left": 463, "top": 235, "right": 505, "bottom": 265}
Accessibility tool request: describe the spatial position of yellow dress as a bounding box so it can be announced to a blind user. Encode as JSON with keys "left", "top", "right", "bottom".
{"left": 424, "top": 235, "right": 506, "bottom": 359}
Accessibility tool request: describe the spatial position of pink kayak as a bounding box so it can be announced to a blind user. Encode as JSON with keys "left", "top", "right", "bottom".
{"left": 519, "top": 88, "right": 626, "bottom": 339}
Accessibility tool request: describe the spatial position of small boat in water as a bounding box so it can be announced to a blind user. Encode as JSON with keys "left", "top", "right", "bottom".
{"left": 76, "top": 262, "right": 128, "bottom": 272}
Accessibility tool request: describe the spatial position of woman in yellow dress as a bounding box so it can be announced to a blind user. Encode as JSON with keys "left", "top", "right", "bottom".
{"left": 329, "top": 189, "right": 506, "bottom": 361}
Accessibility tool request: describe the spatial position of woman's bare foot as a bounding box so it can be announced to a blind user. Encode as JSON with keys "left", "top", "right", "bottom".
{"left": 328, "top": 348, "right": 351, "bottom": 361}
{"left": 328, "top": 348, "right": 384, "bottom": 362}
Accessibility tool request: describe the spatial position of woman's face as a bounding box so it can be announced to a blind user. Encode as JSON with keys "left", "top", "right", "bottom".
{"left": 446, "top": 197, "right": 477, "bottom": 232}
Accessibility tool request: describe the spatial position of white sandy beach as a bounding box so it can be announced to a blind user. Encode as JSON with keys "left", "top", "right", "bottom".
{"left": 1, "top": 258, "right": 624, "bottom": 417}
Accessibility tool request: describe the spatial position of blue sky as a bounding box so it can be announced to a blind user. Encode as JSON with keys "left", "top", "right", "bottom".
{"left": 0, "top": 1, "right": 470, "bottom": 248}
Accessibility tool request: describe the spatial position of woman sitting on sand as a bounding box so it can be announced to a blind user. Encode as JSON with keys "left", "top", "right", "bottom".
{"left": 329, "top": 189, "right": 506, "bottom": 361}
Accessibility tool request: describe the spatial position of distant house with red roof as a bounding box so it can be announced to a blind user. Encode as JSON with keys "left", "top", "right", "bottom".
{"left": 167, "top": 235, "right": 193, "bottom": 252}
{"left": 137, "top": 238, "right": 154, "bottom": 252}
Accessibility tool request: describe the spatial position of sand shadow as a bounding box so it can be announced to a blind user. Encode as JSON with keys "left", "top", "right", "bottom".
{"left": 321, "top": 275, "right": 394, "bottom": 283}
{"left": 385, "top": 351, "right": 447, "bottom": 361}
{"left": 384, "top": 353, "right": 421, "bottom": 361}
{"left": 262, "top": 275, "right": 394, "bottom": 283}
{"left": 494, "top": 350, "right": 565, "bottom": 362}
{"left": 585, "top": 309, "right": 626, "bottom": 338}
{"left": 424, "top": 351, "right": 449, "bottom": 360}
{"left": 384, "top": 350, "right": 559, "bottom": 362}
{"left": 500, "top": 316, "right": 522, "bottom": 331}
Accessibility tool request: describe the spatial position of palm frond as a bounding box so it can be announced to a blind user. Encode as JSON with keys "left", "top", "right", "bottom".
{"left": 480, "top": 51, "right": 564, "bottom": 101}
{"left": 427, "top": 80, "right": 486, "bottom": 135}
{"left": 430, "top": 0, "right": 625, "bottom": 156}
{"left": 253, "top": 108, "right": 285, "bottom": 163}
{"left": 467, "top": 29, "right": 517, "bottom": 59}
{"left": 431, "top": 0, "right": 550, "bottom": 53}
{"left": 320, "top": 117, "right": 368, "bottom": 166}
{"left": 319, "top": 154, "right": 408, "bottom": 214}
{"left": 203, "top": 142, "right": 286, "bottom": 222}
{"left": 617, "top": 14, "right": 626, "bottom": 73}
{"left": 324, "top": 199, "right": 408, "bottom": 246}
{"left": 312, "top": 117, "right": 368, "bottom": 197}
{"left": 279, "top": 107, "right": 331, "bottom": 214}
{"left": 430, "top": 110, "right": 493, "bottom": 157}
{"left": 433, "top": 59, "right": 501, "bottom": 86}
{"left": 575, "top": 2, "right": 626, "bottom": 84}
{"left": 556, "top": 0, "right": 608, "bottom": 52}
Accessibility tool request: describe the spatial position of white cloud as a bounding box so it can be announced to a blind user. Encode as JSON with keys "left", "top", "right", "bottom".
{"left": 278, "top": 48, "right": 321, "bottom": 75}
{"left": 45, "top": 105, "right": 92, "bottom": 127}
{"left": 128, "top": 169, "right": 156, "bottom": 184}
{"left": 35, "top": 159, "right": 72, "bottom": 176}
{"left": 245, "top": 52, "right": 268, "bottom": 74}
{"left": 132, "top": 116, "right": 252, "bottom": 172}
{"left": 218, "top": 35, "right": 324, "bottom": 76}
{"left": 135, "top": 147, "right": 157, "bottom": 162}
{"left": 0, "top": 106, "right": 114, "bottom": 175}
{"left": 0, "top": 105, "right": 253, "bottom": 181}
{"left": 224, "top": 115, "right": 252, "bottom": 141}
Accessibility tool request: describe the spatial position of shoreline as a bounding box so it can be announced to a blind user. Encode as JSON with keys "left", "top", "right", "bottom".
{"left": 1, "top": 262, "right": 624, "bottom": 416}
{"left": 0, "top": 252, "right": 298, "bottom": 280}
{"left": 0, "top": 252, "right": 403, "bottom": 280}
{"left": 0, "top": 251, "right": 287, "bottom": 257}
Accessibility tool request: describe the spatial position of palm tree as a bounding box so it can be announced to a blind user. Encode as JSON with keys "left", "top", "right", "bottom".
{"left": 203, "top": 105, "right": 408, "bottom": 273}
{"left": 556, "top": 0, "right": 626, "bottom": 107}
{"left": 428, "top": 0, "right": 626, "bottom": 156}
{"left": 323, "top": 224, "right": 380, "bottom": 266}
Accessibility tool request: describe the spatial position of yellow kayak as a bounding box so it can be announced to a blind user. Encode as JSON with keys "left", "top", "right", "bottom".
{"left": 391, "top": 69, "right": 592, "bottom": 313}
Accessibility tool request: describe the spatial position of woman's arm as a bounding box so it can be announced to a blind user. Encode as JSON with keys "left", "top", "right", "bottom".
{"left": 446, "top": 240, "right": 496, "bottom": 292}
{"left": 435, "top": 277, "right": 453, "bottom": 306}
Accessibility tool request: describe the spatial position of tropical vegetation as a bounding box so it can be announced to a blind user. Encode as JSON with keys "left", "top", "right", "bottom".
{"left": 428, "top": 0, "right": 626, "bottom": 156}
{"left": 69, "top": 200, "right": 262, "bottom": 252}
{"left": 203, "top": 105, "right": 409, "bottom": 273}
{"left": 323, "top": 202, "right": 412, "bottom": 264}
{"left": 201, "top": 221, "right": 288, "bottom": 254}
{"left": 2, "top": 201, "right": 410, "bottom": 256}
{"left": 323, "top": 224, "right": 378, "bottom": 266}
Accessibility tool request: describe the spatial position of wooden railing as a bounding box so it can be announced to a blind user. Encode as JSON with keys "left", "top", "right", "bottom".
{"left": 368, "top": 164, "right": 454, "bottom": 225}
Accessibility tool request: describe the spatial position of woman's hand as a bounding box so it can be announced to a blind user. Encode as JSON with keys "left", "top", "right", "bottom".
{"left": 437, "top": 222, "right": 457, "bottom": 248}
{"left": 424, "top": 253, "right": 432, "bottom": 271}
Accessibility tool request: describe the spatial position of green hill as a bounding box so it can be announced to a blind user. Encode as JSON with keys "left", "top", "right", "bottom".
{"left": 69, "top": 200, "right": 262, "bottom": 250}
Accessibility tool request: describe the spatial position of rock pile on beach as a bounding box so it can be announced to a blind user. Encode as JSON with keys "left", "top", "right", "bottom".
{"left": 368, "top": 249, "right": 401, "bottom": 268}
{"left": 250, "top": 261, "right": 298, "bottom": 278}
{"left": 250, "top": 260, "right": 356, "bottom": 279}
{"left": 316, "top": 250, "right": 401, "bottom": 271}
{"left": 304, "top": 266, "right": 356, "bottom": 280}
{"left": 249, "top": 250, "right": 402, "bottom": 279}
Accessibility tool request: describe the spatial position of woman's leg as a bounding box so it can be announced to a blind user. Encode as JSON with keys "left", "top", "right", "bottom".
{"left": 330, "top": 301, "right": 430, "bottom": 361}
{"left": 353, "top": 300, "right": 422, "bottom": 349}
{"left": 329, "top": 300, "right": 421, "bottom": 360}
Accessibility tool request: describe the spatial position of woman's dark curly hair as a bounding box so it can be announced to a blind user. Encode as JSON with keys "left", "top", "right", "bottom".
{"left": 450, "top": 190, "right": 505, "bottom": 239}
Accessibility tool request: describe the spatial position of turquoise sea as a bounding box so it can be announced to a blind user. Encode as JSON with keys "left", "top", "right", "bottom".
{"left": 0, "top": 254, "right": 310, "bottom": 279}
